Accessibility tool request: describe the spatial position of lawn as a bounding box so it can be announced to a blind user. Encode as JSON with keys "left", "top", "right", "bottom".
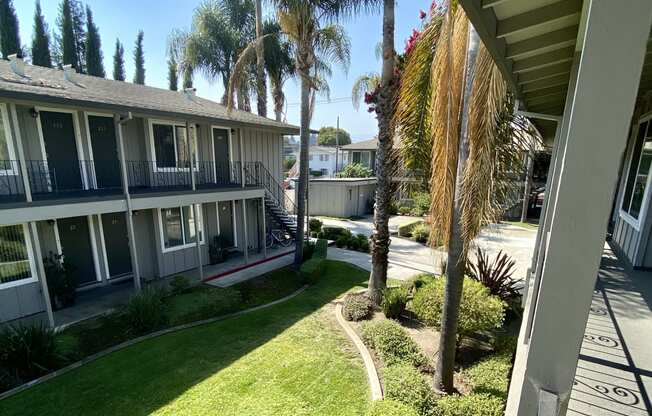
{"left": 0, "top": 261, "right": 371, "bottom": 416}
{"left": 505, "top": 220, "right": 539, "bottom": 231}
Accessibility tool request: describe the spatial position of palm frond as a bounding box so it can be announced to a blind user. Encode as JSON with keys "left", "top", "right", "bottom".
{"left": 351, "top": 72, "right": 381, "bottom": 109}
{"left": 314, "top": 24, "right": 351, "bottom": 74}
{"left": 226, "top": 35, "right": 270, "bottom": 111}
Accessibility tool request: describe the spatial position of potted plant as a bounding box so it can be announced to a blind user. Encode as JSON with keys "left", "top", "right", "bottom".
{"left": 209, "top": 235, "right": 230, "bottom": 264}
{"left": 43, "top": 252, "right": 77, "bottom": 310}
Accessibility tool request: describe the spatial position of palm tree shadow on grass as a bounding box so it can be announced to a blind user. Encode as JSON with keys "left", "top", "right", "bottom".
{"left": 0, "top": 261, "right": 370, "bottom": 416}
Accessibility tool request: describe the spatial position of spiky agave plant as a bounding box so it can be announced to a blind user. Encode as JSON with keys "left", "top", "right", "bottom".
{"left": 467, "top": 247, "right": 519, "bottom": 301}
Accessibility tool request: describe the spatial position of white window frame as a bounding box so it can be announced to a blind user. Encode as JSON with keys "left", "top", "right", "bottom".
{"left": 619, "top": 112, "right": 652, "bottom": 230}
{"left": 148, "top": 119, "right": 199, "bottom": 173}
{"left": 0, "top": 223, "right": 38, "bottom": 290}
{"left": 157, "top": 204, "right": 205, "bottom": 253}
{"left": 0, "top": 103, "right": 18, "bottom": 176}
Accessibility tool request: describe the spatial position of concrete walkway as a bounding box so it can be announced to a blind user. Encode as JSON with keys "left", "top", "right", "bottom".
{"left": 319, "top": 215, "right": 537, "bottom": 281}
{"left": 568, "top": 247, "right": 652, "bottom": 416}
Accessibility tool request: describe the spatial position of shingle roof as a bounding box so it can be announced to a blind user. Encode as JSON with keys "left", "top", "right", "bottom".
{"left": 0, "top": 60, "right": 299, "bottom": 133}
{"left": 341, "top": 138, "right": 378, "bottom": 150}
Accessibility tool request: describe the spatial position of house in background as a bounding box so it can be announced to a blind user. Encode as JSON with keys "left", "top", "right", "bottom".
{"left": 0, "top": 57, "right": 298, "bottom": 327}
{"left": 341, "top": 138, "right": 377, "bottom": 173}
{"left": 307, "top": 145, "right": 341, "bottom": 176}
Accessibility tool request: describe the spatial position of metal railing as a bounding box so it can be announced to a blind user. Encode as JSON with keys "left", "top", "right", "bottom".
{"left": 243, "top": 161, "right": 297, "bottom": 215}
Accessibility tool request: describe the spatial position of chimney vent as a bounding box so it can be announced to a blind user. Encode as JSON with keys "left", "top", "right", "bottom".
{"left": 8, "top": 54, "right": 24, "bottom": 76}
{"left": 63, "top": 64, "right": 76, "bottom": 82}
{"left": 183, "top": 87, "right": 196, "bottom": 97}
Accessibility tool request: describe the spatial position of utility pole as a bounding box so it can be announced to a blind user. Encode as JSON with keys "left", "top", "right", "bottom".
{"left": 335, "top": 116, "right": 340, "bottom": 176}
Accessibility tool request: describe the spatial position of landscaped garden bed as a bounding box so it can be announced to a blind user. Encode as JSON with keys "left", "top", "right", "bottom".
{"left": 0, "top": 260, "right": 372, "bottom": 416}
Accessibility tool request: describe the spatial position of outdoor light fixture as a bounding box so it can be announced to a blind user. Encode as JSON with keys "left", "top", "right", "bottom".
{"left": 29, "top": 107, "right": 39, "bottom": 118}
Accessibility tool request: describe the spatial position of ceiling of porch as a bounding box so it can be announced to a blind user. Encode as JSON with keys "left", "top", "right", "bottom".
{"left": 461, "top": 0, "right": 652, "bottom": 138}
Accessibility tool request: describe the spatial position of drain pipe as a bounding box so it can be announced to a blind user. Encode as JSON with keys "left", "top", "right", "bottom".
{"left": 115, "top": 112, "right": 142, "bottom": 291}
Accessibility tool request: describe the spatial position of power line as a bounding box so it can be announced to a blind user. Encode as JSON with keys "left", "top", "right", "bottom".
{"left": 285, "top": 96, "right": 353, "bottom": 107}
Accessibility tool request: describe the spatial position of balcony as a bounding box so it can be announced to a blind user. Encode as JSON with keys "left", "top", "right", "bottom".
{"left": 0, "top": 160, "right": 252, "bottom": 205}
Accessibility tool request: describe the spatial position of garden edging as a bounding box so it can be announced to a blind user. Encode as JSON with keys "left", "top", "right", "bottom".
{"left": 334, "top": 302, "right": 383, "bottom": 401}
{"left": 0, "top": 284, "right": 309, "bottom": 401}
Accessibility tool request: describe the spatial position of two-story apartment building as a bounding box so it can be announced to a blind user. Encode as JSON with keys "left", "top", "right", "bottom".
{"left": 341, "top": 138, "right": 377, "bottom": 173}
{"left": 0, "top": 58, "right": 298, "bottom": 327}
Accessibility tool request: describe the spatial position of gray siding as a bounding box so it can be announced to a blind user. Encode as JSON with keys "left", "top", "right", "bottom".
{"left": 133, "top": 209, "right": 157, "bottom": 280}
{"left": 307, "top": 181, "right": 376, "bottom": 218}
{"left": 233, "top": 127, "right": 283, "bottom": 183}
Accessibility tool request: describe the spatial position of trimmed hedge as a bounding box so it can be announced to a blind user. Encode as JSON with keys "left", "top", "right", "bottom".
{"left": 300, "top": 258, "right": 324, "bottom": 284}
{"left": 432, "top": 393, "right": 504, "bottom": 416}
{"left": 366, "top": 399, "right": 419, "bottom": 416}
{"left": 384, "top": 364, "right": 436, "bottom": 416}
{"left": 314, "top": 238, "right": 328, "bottom": 259}
{"left": 401, "top": 273, "right": 435, "bottom": 294}
{"left": 411, "top": 223, "right": 430, "bottom": 244}
{"left": 381, "top": 287, "right": 408, "bottom": 319}
{"left": 411, "top": 277, "right": 505, "bottom": 337}
{"left": 342, "top": 293, "right": 373, "bottom": 321}
{"left": 397, "top": 220, "right": 424, "bottom": 237}
{"left": 322, "top": 226, "right": 351, "bottom": 241}
{"left": 361, "top": 320, "right": 427, "bottom": 368}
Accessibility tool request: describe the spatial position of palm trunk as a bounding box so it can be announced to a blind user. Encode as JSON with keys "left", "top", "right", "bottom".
{"left": 254, "top": 0, "right": 267, "bottom": 117}
{"left": 367, "top": 0, "right": 396, "bottom": 305}
{"left": 435, "top": 24, "right": 480, "bottom": 393}
{"left": 294, "top": 73, "right": 311, "bottom": 266}
{"left": 273, "top": 80, "right": 284, "bottom": 122}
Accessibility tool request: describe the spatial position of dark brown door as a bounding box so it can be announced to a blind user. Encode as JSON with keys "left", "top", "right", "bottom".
{"left": 40, "top": 111, "right": 83, "bottom": 192}
{"left": 57, "top": 216, "right": 96, "bottom": 286}
{"left": 88, "top": 115, "right": 121, "bottom": 189}
{"left": 101, "top": 212, "right": 132, "bottom": 278}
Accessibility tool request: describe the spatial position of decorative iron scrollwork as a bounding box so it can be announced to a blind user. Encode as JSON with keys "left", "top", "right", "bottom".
{"left": 583, "top": 333, "right": 619, "bottom": 348}
{"left": 574, "top": 378, "right": 640, "bottom": 407}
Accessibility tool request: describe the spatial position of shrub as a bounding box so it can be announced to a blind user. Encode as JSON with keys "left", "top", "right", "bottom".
{"left": 348, "top": 237, "right": 361, "bottom": 251}
{"left": 388, "top": 202, "right": 399, "bottom": 216}
{"left": 432, "top": 394, "right": 504, "bottom": 416}
{"left": 384, "top": 364, "right": 436, "bottom": 416}
{"left": 310, "top": 231, "right": 318, "bottom": 238}
{"left": 366, "top": 399, "right": 419, "bottom": 416}
{"left": 411, "top": 278, "right": 505, "bottom": 337}
{"left": 342, "top": 293, "right": 373, "bottom": 321}
{"left": 316, "top": 231, "right": 325, "bottom": 239}
{"left": 336, "top": 235, "right": 348, "bottom": 248}
{"left": 197, "top": 287, "right": 243, "bottom": 317}
{"left": 314, "top": 238, "right": 328, "bottom": 259}
{"left": 301, "top": 258, "right": 324, "bottom": 284}
{"left": 361, "top": 320, "right": 427, "bottom": 368}
{"left": 467, "top": 248, "right": 519, "bottom": 302}
{"left": 337, "top": 162, "right": 373, "bottom": 178}
{"left": 302, "top": 241, "right": 315, "bottom": 261}
{"left": 412, "top": 223, "right": 430, "bottom": 244}
{"left": 398, "top": 206, "right": 412, "bottom": 215}
{"left": 169, "top": 275, "right": 191, "bottom": 293}
{"left": 322, "top": 226, "right": 350, "bottom": 241}
{"left": 411, "top": 192, "right": 431, "bottom": 217}
{"left": 309, "top": 218, "right": 323, "bottom": 233}
{"left": 462, "top": 341, "right": 515, "bottom": 399}
{"left": 402, "top": 273, "right": 435, "bottom": 294}
{"left": 123, "top": 289, "right": 169, "bottom": 335}
{"left": 398, "top": 220, "right": 424, "bottom": 237}
{"left": 382, "top": 287, "right": 408, "bottom": 319}
{"left": 359, "top": 237, "right": 370, "bottom": 253}
{"left": 0, "top": 324, "right": 61, "bottom": 386}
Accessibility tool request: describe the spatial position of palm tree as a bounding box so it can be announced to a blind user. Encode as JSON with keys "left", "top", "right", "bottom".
{"left": 351, "top": 72, "right": 380, "bottom": 110}
{"left": 263, "top": 20, "right": 295, "bottom": 122}
{"left": 254, "top": 0, "right": 266, "bottom": 117}
{"left": 394, "top": 4, "right": 535, "bottom": 392}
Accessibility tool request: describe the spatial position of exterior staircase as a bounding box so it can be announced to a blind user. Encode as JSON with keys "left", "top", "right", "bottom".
{"left": 244, "top": 162, "right": 298, "bottom": 237}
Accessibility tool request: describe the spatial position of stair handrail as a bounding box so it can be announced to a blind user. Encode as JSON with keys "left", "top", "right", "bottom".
{"left": 243, "top": 162, "right": 298, "bottom": 218}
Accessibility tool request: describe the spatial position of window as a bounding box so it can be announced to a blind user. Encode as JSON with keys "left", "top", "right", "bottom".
{"left": 0, "top": 224, "right": 36, "bottom": 288}
{"left": 622, "top": 120, "right": 652, "bottom": 222}
{"left": 160, "top": 205, "right": 204, "bottom": 251}
{"left": 324, "top": 154, "right": 329, "bottom": 161}
{"left": 0, "top": 103, "right": 17, "bottom": 175}
{"left": 150, "top": 121, "right": 197, "bottom": 170}
{"left": 309, "top": 155, "right": 313, "bottom": 161}
{"left": 352, "top": 151, "right": 361, "bottom": 164}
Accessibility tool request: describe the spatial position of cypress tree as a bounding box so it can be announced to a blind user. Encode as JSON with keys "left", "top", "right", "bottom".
{"left": 0, "top": 0, "right": 21, "bottom": 59}
{"left": 112, "top": 38, "right": 125, "bottom": 81}
{"left": 167, "top": 56, "right": 178, "bottom": 91}
{"left": 31, "top": 0, "right": 52, "bottom": 67}
{"left": 133, "top": 30, "right": 145, "bottom": 85}
{"left": 84, "top": 5, "right": 104, "bottom": 77}
{"left": 182, "top": 65, "right": 193, "bottom": 89}
{"left": 57, "top": 0, "right": 78, "bottom": 69}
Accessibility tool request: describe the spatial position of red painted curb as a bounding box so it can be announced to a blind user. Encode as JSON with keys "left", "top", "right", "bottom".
{"left": 202, "top": 249, "right": 296, "bottom": 283}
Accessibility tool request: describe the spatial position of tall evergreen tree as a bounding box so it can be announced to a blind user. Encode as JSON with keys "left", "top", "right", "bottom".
{"left": 84, "top": 5, "right": 104, "bottom": 77}
{"left": 133, "top": 30, "right": 145, "bottom": 85}
{"left": 0, "top": 0, "right": 21, "bottom": 59}
{"left": 31, "top": 0, "right": 52, "bottom": 67}
{"left": 182, "top": 66, "right": 193, "bottom": 89}
{"left": 167, "top": 56, "right": 178, "bottom": 91}
{"left": 55, "top": 0, "right": 85, "bottom": 71}
{"left": 112, "top": 38, "right": 125, "bottom": 81}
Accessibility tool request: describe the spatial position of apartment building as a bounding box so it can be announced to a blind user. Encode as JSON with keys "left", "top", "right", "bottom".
{"left": 0, "top": 58, "right": 298, "bottom": 326}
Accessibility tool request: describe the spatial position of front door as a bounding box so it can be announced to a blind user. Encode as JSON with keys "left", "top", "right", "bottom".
{"left": 57, "top": 216, "right": 97, "bottom": 286}
{"left": 100, "top": 212, "right": 132, "bottom": 278}
{"left": 40, "top": 111, "right": 83, "bottom": 192}
{"left": 217, "top": 201, "right": 235, "bottom": 247}
{"left": 88, "top": 115, "right": 121, "bottom": 189}
{"left": 213, "top": 128, "right": 230, "bottom": 183}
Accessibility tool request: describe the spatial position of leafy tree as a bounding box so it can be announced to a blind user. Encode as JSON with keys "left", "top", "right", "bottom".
{"left": 337, "top": 163, "right": 373, "bottom": 178}
{"left": 112, "top": 38, "right": 125, "bottom": 81}
{"left": 0, "top": 0, "right": 21, "bottom": 59}
{"left": 168, "top": 56, "right": 178, "bottom": 91}
{"left": 84, "top": 5, "right": 104, "bottom": 77}
{"left": 31, "top": 0, "right": 52, "bottom": 67}
{"left": 352, "top": 73, "right": 380, "bottom": 110}
{"left": 317, "top": 126, "right": 351, "bottom": 146}
{"left": 55, "top": 0, "right": 85, "bottom": 71}
{"left": 133, "top": 30, "right": 145, "bottom": 85}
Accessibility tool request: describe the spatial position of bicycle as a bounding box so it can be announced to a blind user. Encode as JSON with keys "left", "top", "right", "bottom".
{"left": 265, "top": 229, "right": 293, "bottom": 248}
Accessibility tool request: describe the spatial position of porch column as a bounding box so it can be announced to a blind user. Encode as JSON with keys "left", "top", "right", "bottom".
{"left": 187, "top": 121, "right": 203, "bottom": 281}
{"left": 29, "top": 221, "right": 54, "bottom": 327}
{"left": 506, "top": 1, "right": 652, "bottom": 415}
{"left": 239, "top": 129, "right": 246, "bottom": 188}
{"left": 9, "top": 104, "right": 32, "bottom": 202}
{"left": 261, "top": 196, "right": 267, "bottom": 258}
{"left": 242, "top": 199, "right": 249, "bottom": 263}
{"left": 114, "top": 114, "right": 141, "bottom": 291}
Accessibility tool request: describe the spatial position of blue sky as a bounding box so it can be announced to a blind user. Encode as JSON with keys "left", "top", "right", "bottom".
{"left": 14, "top": 0, "right": 430, "bottom": 142}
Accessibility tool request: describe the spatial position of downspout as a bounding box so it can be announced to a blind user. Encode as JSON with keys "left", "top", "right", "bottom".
{"left": 188, "top": 121, "right": 203, "bottom": 281}
{"left": 115, "top": 112, "right": 142, "bottom": 291}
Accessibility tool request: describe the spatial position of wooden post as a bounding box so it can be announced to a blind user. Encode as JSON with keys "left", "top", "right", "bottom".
{"left": 29, "top": 222, "right": 54, "bottom": 327}
{"left": 242, "top": 199, "right": 249, "bottom": 263}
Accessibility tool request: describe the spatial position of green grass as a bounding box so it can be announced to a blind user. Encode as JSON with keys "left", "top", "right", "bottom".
{"left": 504, "top": 221, "right": 539, "bottom": 231}
{"left": 0, "top": 261, "right": 371, "bottom": 416}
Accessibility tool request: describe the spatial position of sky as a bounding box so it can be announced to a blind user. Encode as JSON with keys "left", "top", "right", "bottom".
{"left": 13, "top": 0, "right": 431, "bottom": 142}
